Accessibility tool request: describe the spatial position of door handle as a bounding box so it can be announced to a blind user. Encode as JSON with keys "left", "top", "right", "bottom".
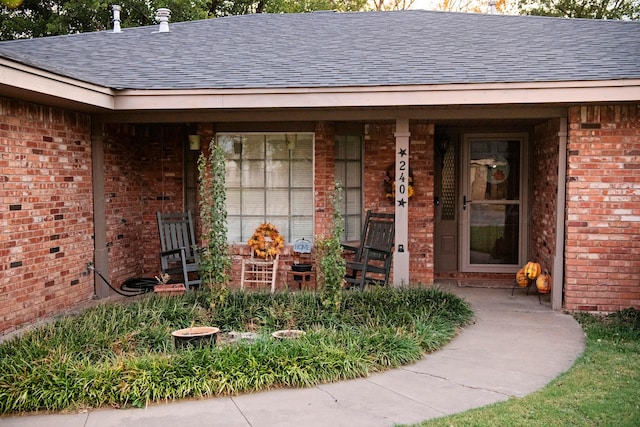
{"left": 434, "top": 196, "right": 440, "bottom": 206}
{"left": 463, "top": 195, "right": 471, "bottom": 210}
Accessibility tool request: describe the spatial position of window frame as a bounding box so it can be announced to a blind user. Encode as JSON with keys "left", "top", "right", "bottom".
{"left": 335, "top": 135, "right": 363, "bottom": 243}
{"left": 217, "top": 132, "right": 315, "bottom": 244}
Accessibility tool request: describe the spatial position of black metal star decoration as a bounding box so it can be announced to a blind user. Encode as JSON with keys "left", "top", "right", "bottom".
{"left": 398, "top": 148, "right": 407, "bottom": 157}
{"left": 397, "top": 198, "right": 406, "bottom": 207}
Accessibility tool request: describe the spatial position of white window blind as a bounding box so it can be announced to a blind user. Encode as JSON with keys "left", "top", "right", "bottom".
{"left": 218, "top": 133, "right": 314, "bottom": 243}
{"left": 335, "top": 135, "right": 363, "bottom": 242}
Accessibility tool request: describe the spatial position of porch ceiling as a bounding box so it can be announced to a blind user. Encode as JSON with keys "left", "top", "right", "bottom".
{"left": 93, "top": 104, "right": 568, "bottom": 125}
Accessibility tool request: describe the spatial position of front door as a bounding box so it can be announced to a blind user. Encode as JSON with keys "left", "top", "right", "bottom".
{"left": 460, "top": 133, "right": 528, "bottom": 273}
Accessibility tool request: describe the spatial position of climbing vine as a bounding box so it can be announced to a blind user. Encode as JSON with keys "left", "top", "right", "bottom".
{"left": 316, "top": 181, "right": 346, "bottom": 311}
{"left": 198, "top": 139, "right": 231, "bottom": 311}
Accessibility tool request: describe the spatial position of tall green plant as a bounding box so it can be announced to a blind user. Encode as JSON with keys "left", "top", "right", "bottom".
{"left": 316, "top": 181, "right": 346, "bottom": 310}
{"left": 198, "top": 140, "right": 231, "bottom": 310}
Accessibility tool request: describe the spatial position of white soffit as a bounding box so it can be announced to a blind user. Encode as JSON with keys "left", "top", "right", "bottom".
{"left": 114, "top": 80, "right": 640, "bottom": 111}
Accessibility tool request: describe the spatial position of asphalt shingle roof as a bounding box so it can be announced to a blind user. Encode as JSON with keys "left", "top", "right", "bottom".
{"left": 0, "top": 10, "right": 639, "bottom": 90}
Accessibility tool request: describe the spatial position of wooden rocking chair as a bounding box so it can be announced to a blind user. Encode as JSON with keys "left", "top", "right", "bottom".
{"left": 343, "top": 210, "right": 395, "bottom": 289}
{"left": 156, "top": 211, "right": 200, "bottom": 290}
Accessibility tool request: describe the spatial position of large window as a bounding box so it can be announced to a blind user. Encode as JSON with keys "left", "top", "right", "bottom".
{"left": 335, "top": 135, "right": 363, "bottom": 242}
{"left": 219, "top": 133, "right": 314, "bottom": 243}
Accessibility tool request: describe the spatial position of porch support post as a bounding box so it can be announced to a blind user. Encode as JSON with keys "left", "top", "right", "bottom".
{"left": 91, "top": 122, "right": 110, "bottom": 298}
{"left": 393, "top": 117, "right": 410, "bottom": 286}
{"left": 552, "top": 117, "right": 568, "bottom": 310}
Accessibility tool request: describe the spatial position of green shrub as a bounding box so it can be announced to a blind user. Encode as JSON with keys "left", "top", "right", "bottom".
{"left": 0, "top": 287, "right": 472, "bottom": 413}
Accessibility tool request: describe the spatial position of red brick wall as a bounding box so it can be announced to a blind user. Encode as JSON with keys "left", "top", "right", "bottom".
{"left": 408, "top": 123, "right": 435, "bottom": 284}
{"left": 531, "top": 119, "right": 561, "bottom": 274}
{"left": 102, "top": 124, "right": 144, "bottom": 286}
{"left": 102, "top": 124, "right": 186, "bottom": 286}
{"left": 0, "top": 97, "right": 94, "bottom": 335}
{"left": 314, "top": 121, "right": 335, "bottom": 239}
{"left": 565, "top": 105, "right": 640, "bottom": 312}
{"left": 138, "top": 126, "right": 186, "bottom": 276}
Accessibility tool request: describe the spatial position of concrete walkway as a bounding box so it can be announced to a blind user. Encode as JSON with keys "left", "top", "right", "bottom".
{"left": 2, "top": 280, "right": 585, "bottom": 427}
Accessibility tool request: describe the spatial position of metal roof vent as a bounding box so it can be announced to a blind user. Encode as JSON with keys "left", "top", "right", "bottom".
{"left": 156, "top": 8, "right": 171, "bottom": 33}
{"left": 112, "top": 5, "right": 122, "bottom": 33}
{"left": 488, "top": 0, "right": 497, "bottom": 14}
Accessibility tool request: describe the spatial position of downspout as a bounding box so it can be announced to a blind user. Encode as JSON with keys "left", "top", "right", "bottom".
{"left": 91, "top": 122, "right": 110, "bottom": 298}
{"left": 552, "top": 117, "right": 568, "bottom": 310}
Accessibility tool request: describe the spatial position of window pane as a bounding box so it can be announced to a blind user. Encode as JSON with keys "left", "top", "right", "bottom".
{"left": 335, "top": 138, "right": 345, "bottom": 159}
{"left": 345, "top": 189, "right": 361, "bottom": 214}
{"left": 219, "top": 135, "right": 241, "bottom": 160}
{"left": 344, "top": 136, "right": 361, "bottom": 160}
{"left": 267, "top": 134, "right": 289, "bottom": 159}
{"left": 225, "top": 160, "right": 241, "bottom": 187}
{"left": 243, "top": 136, "right": 264, "bottom": 159}
{"left": 291, "top": 135, "right": 313, "bottom": 160}
{"left": 344, "top": 216, "right": 361, "bottom": 241}
{"left": 291, "top": 161, "right": 312, "bottom": 188}
{"left": 470, "top": 139, "right": 520, "bottom": 201}
{"left": 266, "top": 160, "right": 288, "bottom": 188}
{"left": 345, "top": 161, "right": 361, "bottom": 187}
{"left": 291, "top": 217, "right": 313, "bottom": 241}
{"left": 469, "top": 204, "right": 519, "bottom": 265}
{"left": 226, "top": 190, "right": 241, "bottom": 216}
{"left": 266, "top": 189, "right": 289, "bottom": 215}
{"left": 291, "top": 189, "right": 313, "bottom": 216}
{"left": 242, "top": 161, "right": 264, "bottom": 187}
{"left": 242, "top": 190, "right": 264, "bottom": 216}
{"left": 335, "top": 166, "right": 345, "bottom": 186}
{"left": 227, "top": 219, "right": 242, "bottom": 243}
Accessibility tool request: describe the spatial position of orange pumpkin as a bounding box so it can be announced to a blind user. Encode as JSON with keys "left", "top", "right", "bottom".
{"left": 515, "top": 268, "right": 529, "bottom": 287}
{"left": 524, "top": 261, "right": 541, "bottom": 280}
{"left": 536, "top": 271, "right": 552, "bottom": 294}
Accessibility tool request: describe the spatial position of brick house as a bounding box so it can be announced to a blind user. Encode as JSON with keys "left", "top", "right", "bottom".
{"left": 1, "top": 10, "right": 639, "bottom": 335}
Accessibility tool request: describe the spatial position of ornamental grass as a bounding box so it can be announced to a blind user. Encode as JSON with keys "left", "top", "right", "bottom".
{"left": 0, "top": 287, "right": 472, "bottom": 414}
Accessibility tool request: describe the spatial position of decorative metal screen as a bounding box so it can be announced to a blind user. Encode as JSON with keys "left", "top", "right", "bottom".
{"left": 441, "top": 144, "right": 456, "bottom": 220}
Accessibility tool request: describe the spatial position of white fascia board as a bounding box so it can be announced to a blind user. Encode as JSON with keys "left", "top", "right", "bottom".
{"left": 0, "top": 59, "right": 115, "bottom": 110}
{"left": 114, "top": 80, "right": 640, "bottom": 111}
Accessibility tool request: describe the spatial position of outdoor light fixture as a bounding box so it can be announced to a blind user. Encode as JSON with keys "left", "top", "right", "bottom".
{"left": 187, "top": 123, "right": 200, "bottom": 150}
{"left": 188, "top": 135, "right": 200, "bottom": 150}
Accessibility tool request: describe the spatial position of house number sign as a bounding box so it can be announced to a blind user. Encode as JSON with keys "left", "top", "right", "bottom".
{"left": 393, "top": 124, "right": 411, "bottom": 284}
{"left": 396, "top": 149, "right": 409, "bottom": 208}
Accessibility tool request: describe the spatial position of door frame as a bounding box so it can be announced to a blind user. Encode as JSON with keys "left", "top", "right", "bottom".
{"left": 459, "top": 132, "right": 529, "bottom": 273}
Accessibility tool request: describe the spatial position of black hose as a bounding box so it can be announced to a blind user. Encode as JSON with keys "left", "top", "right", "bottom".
{"left": 121, "top": 277, "right": 157, "bottom": 294}
{"left": 89, "top": 266, "right": 154, "bottom": 297}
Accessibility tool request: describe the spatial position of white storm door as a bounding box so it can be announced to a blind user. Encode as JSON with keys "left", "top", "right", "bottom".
{"left": 461, "top": 134, "right": 528, "bottom": 273}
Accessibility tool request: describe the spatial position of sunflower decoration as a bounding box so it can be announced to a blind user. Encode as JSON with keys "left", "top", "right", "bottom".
{"left": 383, "top": 163, "right": 414, "bottom": 200}
{"left": 248, "top": 223, "right": 285, "bottom": 259}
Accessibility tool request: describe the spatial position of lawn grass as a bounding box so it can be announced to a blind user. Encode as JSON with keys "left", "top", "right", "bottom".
{"left": 411, "top": 308, "right": 640, "bottom": 427}
{"left": 0, "top": 286, "right": 472, "bottom": 414}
